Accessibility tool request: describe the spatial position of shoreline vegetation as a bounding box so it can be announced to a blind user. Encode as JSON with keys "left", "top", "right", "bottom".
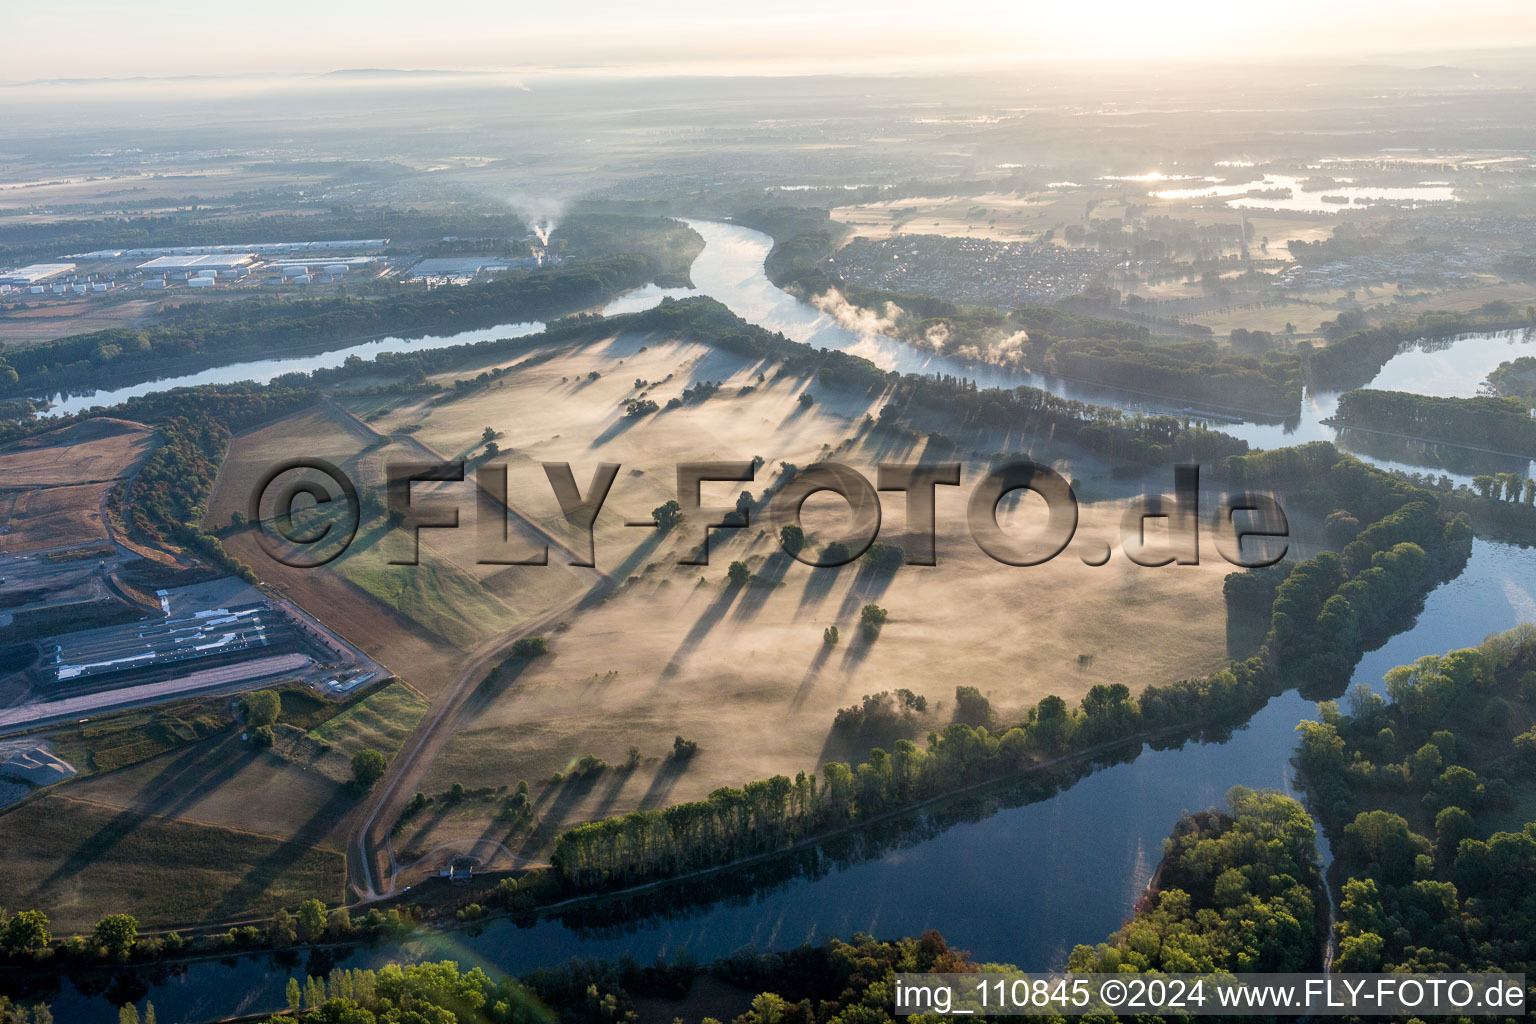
{"left": 0, "top": 215, "right": 703, "bottom": 405}
{"left": 1296, "top": 624, "right": 1536, "bottom": 975}
{"left": 732, "top": 206, "right": 1536, "bottom": 420}
{"left": 1331, "top": 388, "right": 1536, "bottom": 457}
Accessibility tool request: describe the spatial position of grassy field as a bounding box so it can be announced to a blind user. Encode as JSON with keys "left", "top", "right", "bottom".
{"left": 333, "top": 331, "right": 1251, "bottom": 863}
{"left": 309, "top": 681, "right": 427, "bottom": 757}
{"left": 276, "top": 681, "right": 430, "bottom": 784}
{"left": 207, "top": 403, "right": 586, "bottom": 696}
{"left": 60, "top": 730, "right": 360, "bottom": 849}
{"left": 0, "top": 298, "right": 156, "bottom": 345}
{"left": 334, "top": 534, "right": 518, "bottom": 649}
{"left": 0, "top": 794, "right": 344, "bottom": 933}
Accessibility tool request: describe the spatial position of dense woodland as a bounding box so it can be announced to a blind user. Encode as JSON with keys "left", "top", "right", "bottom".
{"left": 1333, "top": 388, "right": 1536, "bottom": 456}
{"left": 1297, "top": 625, "right": 1536, "bottom": 976}
{"left": 1486, "top": 355, "right": 1536, "bottom": 403}
{"left": 1068, "top": 788, "right": 1325, "bottom": 973}
{"left": 1046, "top": 337, "right": 1303, "bottom": 415}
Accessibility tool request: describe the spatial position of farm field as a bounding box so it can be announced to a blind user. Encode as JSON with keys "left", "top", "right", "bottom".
{"left": 0, "top": 417, "right": 157, "bottom": 553}
{"left": 0, "top": 792, "right": 344, "bottom": 933}
{"left": 58, "top": 730, "right": 359, "bottom": 849}
{"left": 0, "top": 298, "right": 156, "bottom": 344}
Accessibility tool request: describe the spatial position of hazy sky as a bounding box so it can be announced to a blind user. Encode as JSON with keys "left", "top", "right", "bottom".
{"left": 8, "top": 0, "right": 1536, "bottom": 80}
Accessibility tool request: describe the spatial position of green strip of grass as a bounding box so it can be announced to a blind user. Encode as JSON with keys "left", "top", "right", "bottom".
{"left": 308, "top": 682, "right": 428, "bottom": 761}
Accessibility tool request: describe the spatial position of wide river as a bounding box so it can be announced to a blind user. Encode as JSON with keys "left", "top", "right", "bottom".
{"left": 17, "top": 222, "right": 1536, "bottom": 1022}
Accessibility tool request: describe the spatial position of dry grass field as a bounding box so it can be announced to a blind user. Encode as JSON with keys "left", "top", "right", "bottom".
{"left": 0, "top": 298, "right": 156, "bottom": 344}
{"left": 61, "top": 731, "right": 358, "bottom": 849}
{"left": 338, "top": 330, "right": 1241, "bottom": 863}
{"left": 0, "top": 417, "right": 157, "bottom": 552}
{"left": 0, "top": 792, "right": 345, "bottom": 932}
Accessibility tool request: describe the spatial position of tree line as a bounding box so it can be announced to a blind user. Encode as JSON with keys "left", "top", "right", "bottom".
{"left": 1296, "top": 625, "right": 1536, "bottom": 975}
{"left": 1333, "top": 388, "right": 1536, "bottom": 457}
{"left": 1047, "top": 336, "right": 1303, "bottom": 416}
{"left": 0, "top": 255, "right": 658, "bottom": 399}
{"left": 1309, "top": 303, "right": 1536, "bottom": 391}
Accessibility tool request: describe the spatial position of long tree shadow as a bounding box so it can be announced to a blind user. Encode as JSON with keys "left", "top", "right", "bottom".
{"left": 833, "top": 563, "right": 898, "bottom": 622}
{"left": 789, "top": 642, "right": 836, "bottom": 711}
{"left": 37, "top": 733, "right": 262, "bottom": 893}
{"left": 587, "top": 414, "right": 644, "bottom": 450}
{"left": 515, "top": 772, "right": 607, "bottom": 860}
{"left": 458, "top": 657, "right": 536, "bottom": 724}
{"left": 210, "top": 786, "right": 358, "bottom": 923}
{"left": 603, "top": 526, "right": 667, "bottom": 586}
{"left": 656, "top": 582, "right": 741, "bottom": 682}
{"left": 795, "top": 561, "right": 843, "bottom": 614}
{"left": 838, "top": 628, "right": 880, "bottom": 673}
{"left": 732, "top": 550, "right": 793, "bottom": 621}
{"left": 637, "top": 755, "right": 690, "bottom": 810}
{"left": 586, "top": 765, "right": 634, "bottom": 822}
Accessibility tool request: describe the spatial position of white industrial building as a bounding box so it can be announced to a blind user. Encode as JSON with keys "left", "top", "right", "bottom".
{"left": 69, "top": 239, "right": 390, "bottom": 259}
{"left": 0, "top": 263, "right": 76, "bottom": 286}
{"left": 409, "top": 255, "right": 541, "bottom": 279}
{"left": 137, "top": 253, "right": 255, "bottom": 274}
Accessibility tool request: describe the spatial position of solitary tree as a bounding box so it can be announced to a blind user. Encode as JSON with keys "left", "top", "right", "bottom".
{"left": 94, "top": 914, "right": 138, "bottom": 957}
{"left": 779, "top": 523, "right": 805, "bottom": 554}
{"left": 1, "top": 909, "right": 50, "bottom": 955}
{"left": 352, "top": 748, "right": 387, "bottom": 789}
{"left": 267, "top": 908, "right": 295, "bottom": 947}
{"left": 511, "top": 636, "right": 549, "bottom": 659}
{"left": 296, "top": 899, "right": 328, "bottom": 943}
{"left": 241, "top": 690, "right": 281, "bottom": 729}
{"left": 860, "top": 603, "right": 888, "bottom": 639}
{"left": 727, "top": 560, "right": 751, "bottom": 586}
{"left": 652, "top": 499, "right": 684, "bottom": 531}
{"left": 823, "top": 625, "right": 839, "bottom": 646}
{"left": 481, "top": 426, "right": 497, "bottom": 444}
